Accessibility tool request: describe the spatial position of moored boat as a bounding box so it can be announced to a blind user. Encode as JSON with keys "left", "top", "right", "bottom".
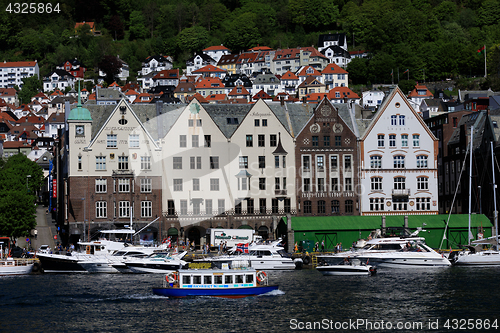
{"left": 0, "top": 258, "right": 34, "bottom": 276}
{"left": 152, "top": 268, "right": 279, "bottom": 298}
{"left": 316, "top": 258, "right": 376, "bottom": 276}
{"left": 0, "top": 237, "right": 35, "bottom": 276}
{"left": 357, "top": 239, "right": 451, "bottom": 268}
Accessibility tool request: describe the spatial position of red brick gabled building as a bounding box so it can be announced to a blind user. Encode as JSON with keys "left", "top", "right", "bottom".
{"left": 295, "top": 98, "right": 360, "bottom": 216}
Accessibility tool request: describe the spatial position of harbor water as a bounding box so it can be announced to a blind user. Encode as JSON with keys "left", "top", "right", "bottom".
{"left": 1, "top": 267, "right": 499, "bottom": 332}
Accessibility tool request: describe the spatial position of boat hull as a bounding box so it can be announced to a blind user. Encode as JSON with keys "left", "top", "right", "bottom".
{"left": 79, "top": 261, "right": 119, "bottom": 273}
{"left": 453, "top": 252, "right": 500, "bottom": 266}
{"left": 358, "top": 256, "right": 451, "bottom": 268}
{"left": 0, "top": 262, "right": 34, "bottom": 276}
{"left": 317, "top": 265, "right": 375, "bottom": 276}
{"left": 37, "top": 254, "right": 87, "bottom": 273}
{"left": 152, "top": 285, "right": 279, "bottom": 298}
{"left": 126, "top": 262, "right": 183, "bottom": 274}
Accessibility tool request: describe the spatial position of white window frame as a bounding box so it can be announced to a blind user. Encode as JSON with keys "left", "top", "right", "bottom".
{"left": 140, "top": 178, "right": 152, "bottom": 193}
{"left": 119, "top": 201, "right": 130, "bottom": 217}
{"left": 210, "top": 178, "right": 219, "bottom": 191}
{"left": 141, "top": 201, "right": 152, "bottom": 217}
{"left": 129, "top": 134, "right": 140, "bottom": 148}
{"left": 118, "top": 179, "right": 130, "bottom": 193}
{"left": 96, "top": 156, "right": 106, "bottom": 170}
{"left": 141, "top": 156, "right": 151, "bottom": 170}
{"left": 96, "top": 201, "right": 107, "bottom": 218}
{"left": 95, "top": 179, "right": 107, "bottom": 193}
{"left": 107, "top": 134, "right": 117, "bottom": 148}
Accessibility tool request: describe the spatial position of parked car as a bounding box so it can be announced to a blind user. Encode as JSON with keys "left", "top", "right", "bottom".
{"left": 38, "top": 245, "right": 50, "bottom": 254}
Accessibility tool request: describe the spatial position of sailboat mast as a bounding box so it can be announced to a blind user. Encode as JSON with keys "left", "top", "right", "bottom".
{"left": 469, "top": 126, "right": 473, "bottom": 245}
{"left": 491, "top": 141, "right": 498, "bottom": 245}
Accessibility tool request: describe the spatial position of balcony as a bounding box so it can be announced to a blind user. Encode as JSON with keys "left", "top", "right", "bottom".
{"left": 392, "top": 188, "right": 410, "bottom": 197}
{"left": 275, "top": 189, "right": 287, "bottom": 196}
{"left": 112, "top": 169, "right": 134, "bottom": 178}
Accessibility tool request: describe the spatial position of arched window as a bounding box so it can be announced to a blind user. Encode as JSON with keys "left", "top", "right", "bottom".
{"left": 304, "top": 200, "right": 312, "bottom": 214}
{"left": 417, "top": 177, "right": 428, "bottom": 190}
{"left": 394, "top": 155, "right": 405, "bottom": 168}
{"left": 318, "top": 200, "right": 325, "bottom": 214}
{"left": 345, "top": 200, "right": 353, "bottom": 214}
{"left": 371, "top": 177, "right": 383, "bottom": 191}
{"left": 331, "top": 200, "right": 340, "bottom": 214}
{"left": 370, "top": 155, "right": 382, "bottom": 168}
{"left": 416, "top": 155, "right": 428, "bottom": 168}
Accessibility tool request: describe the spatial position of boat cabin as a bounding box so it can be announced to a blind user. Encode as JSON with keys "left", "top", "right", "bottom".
{"left": 163, "top": 268, "right": 268, "bottom": 289}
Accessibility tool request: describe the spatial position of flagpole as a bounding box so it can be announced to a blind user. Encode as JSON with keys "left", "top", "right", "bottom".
{"left": 484, "top": 45, "right": 487, "bottom": 78}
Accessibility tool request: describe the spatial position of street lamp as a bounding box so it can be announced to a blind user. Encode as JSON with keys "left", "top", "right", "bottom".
{"left": 26, "top": 175, "right": 31, "bottom": 192}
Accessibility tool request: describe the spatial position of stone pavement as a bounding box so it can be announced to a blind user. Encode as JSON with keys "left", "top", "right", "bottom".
{"left": 17, "top": 205, "right": 57, "bottom": 251}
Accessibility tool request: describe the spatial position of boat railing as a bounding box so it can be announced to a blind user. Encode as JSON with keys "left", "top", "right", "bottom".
{"left": 0, "top": 258, "right": 38, "bottom": 266}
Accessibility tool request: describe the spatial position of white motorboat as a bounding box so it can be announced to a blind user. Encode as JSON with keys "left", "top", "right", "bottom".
{"left": 316, "top": 234, "right": 419, "bottom": 263}
{"left": 123, "top": 251, "right": 188, "bottom": 273}
{"left": 37, "top": 228, "right": 167, "bottom": 273}
{"left": 356, "top": 238, "right": 451, "bottom": 268}
{"left": 78, "top": 247, "right": 158, "bottom": 273}
{"left": 450, "top": 237, "right": 500, "bottom": 266}
{"left": 316, "top": 258, "right": 376, "bottom": 276}
{"left": 0, "top": 258, "right": 34, "bottom": 276}
{"left": 195, "top": 239, "right": 299, "bottom": 270}
{"left": 0, "top": 237, "right": 34, "bottom": 275}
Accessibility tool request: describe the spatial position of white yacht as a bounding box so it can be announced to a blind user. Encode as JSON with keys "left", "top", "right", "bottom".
{"left": 195, "top": 239, "right": 299, "bottom": 270}
{"left": 316, "top": 258, "right": 376, "bottom": 276}
{"left": 450, "top": 237, "right": 500, "bottom": 266}
{"left": 356, "top": 238, "right": 451, "bottom": 268}
{"left": 317, "top": 235, "right": 450, "bottom": 268}
{"left": 37, "top": 229, "right": 167, "bottom": 273}
{"left": 123, "top": 251, "right": 188, "bottom": 273}
{"left": 78, "top": 247, "right": 158, "bottom": 273}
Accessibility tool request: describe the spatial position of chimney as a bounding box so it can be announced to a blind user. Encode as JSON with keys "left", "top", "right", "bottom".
{"left": 280, "top": 95, "right": 284, "bottom": 106}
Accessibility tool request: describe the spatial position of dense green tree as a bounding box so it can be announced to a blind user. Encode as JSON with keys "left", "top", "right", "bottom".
{"left": 18, "top": 75, "right": 42, "bottom": 104}
{"left": 177, "top": 26, "right": 210, "bottom": 54}
{"left": 224, "top": 12, "right": 261, "bottom": 52}
{"left": 346, "top": 57, "right": 368, "bottom": 85}
{"left": 201, "top": 0, "right": 230, "bottom": 32}
{"left": 0, "top": 154, "right": 43, "bottom": 243}
{"left": 289, "top": 0, "right": 339, "bottom": 29}
{"left": 129, "top": 11, "right": 148, "bottom": 40}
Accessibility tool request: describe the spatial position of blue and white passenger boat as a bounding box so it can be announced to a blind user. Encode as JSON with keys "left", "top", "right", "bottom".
{"left": 152, "top": 267, "right": 278, "bottom": 298}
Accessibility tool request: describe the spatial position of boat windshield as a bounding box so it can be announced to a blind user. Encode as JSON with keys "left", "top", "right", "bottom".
{"left": 364, "top": 243, "right": 403, "bottom": 251}
{"left": 277, "top": 249, "right": 292, "bottom": 258}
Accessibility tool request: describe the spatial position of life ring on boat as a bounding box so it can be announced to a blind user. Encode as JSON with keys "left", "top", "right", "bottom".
{"left": 166, "top": 272, "right": 178, "bottom": 284}
{"left": 256, "top": 271, "right": 267, "bottom": 283}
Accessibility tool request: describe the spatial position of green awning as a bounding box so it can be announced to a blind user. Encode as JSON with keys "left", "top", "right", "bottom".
{"left": 288, "top": 214, "right": 492, "bottom": 232}
{"left": 167, "top": 227, "right": 178, "bottom": 236}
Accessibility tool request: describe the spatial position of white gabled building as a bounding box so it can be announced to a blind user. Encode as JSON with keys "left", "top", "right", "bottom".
{"left": 359, "top": 87, "right": 439, "bottom": 216}
{"left": 229, "top": 99, "right": 296, "bottom": 221}
{"left": 161, "top": 99, "right": 232, "bottom": 228}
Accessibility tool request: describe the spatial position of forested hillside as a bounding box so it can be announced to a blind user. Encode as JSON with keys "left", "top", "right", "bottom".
{"left": 1, "top": 0, "right": 499, "bottom": 88}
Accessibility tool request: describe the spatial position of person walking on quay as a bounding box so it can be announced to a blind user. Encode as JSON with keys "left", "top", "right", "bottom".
{"left": 321, "top": 240, "right": 325, "bottom": 252}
